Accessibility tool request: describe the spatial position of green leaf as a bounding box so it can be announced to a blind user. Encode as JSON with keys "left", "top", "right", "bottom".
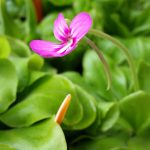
{"left": 7, "top": 36, "right": 31, "bottom": 57}
{"left": 100, "top": 0, "right": 150, "bottom": 37}
{"left": 132, "top": 2, "right": 150, "bottom": 36}
{"left": 120, "top": 91, "right": 150, "bottom": 134}
{"left": 73, "top": 0, "right": 103, "bottom": 30}
{"left": 0, "top": 75, "right": 83, "bottom": 127}
{"left": 10, "top": 54, "right": 44, "bottom": 92}
{"left": 62, "top": 72, "right": 84, "bottom": 86}
{"left": 0, "top": 144, "right": 15, "bottom": 150}
{"left": 10, "top": 57, "right": 29, "bottom": 92}
{"left": 63, "top": 71, "right": 119, "bottom": 131}
{"left": 65, "top": 86, "right": 96, "bottom": 130}
{"left": 97, "top": 37, "right": 150, "bottom": 65}
{"left": 69, "top": 135, "right": 127, "bottom": 150}
{"left": 25, "top": 0, "right": 37, "bottom": 42}
{"left": 62, "top": 72, "right": 101, "bottom": 131}
{"left": 0, "top": 59, "right": 18, "bottom": 114}
{"left": 28, "top": 54, "right": 44, "bottom": 71}
{"left": 0, "top": 0, "right": 20, "bottom": 37}
{"left": 123, "top": 38, "right": 144, "bottom": 61}
{"left": 62, "top": 72, "right": 94, "bottom": 95}
{"left": 97, "top": 39, "right": 125, "bottom": 65}
{"left": 99, "top": 102, "right": 119, "bottom": 132}
{"left": 0, "top": 118, "right": 67, "bottom": 150}
{"left": 123, "top": 38, "right": 150, "bottom": 63}
{"left": 0, "top": 36, "right": 11, "bottom": 58}
{"left": 37, "top": 13, "right": 58, "bottom": 41}
{"left": 83, "top": 50, "right": 127, "bottom": 101}
{"left": 0, "top": 0, "right": 37, "bottom": 41}
{"left": 128, "top": 136, "right": 150, "bottom": 150}
{"left": 138, "top": 61, "right": 150, "bottom": 93}
{"left": 28, "top": 71, "right": 51, "bottom": 86}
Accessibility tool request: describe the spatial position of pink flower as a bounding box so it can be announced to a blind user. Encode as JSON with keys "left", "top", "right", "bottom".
{"left": 29, "top": 12, "right": 92, "bottom": 58}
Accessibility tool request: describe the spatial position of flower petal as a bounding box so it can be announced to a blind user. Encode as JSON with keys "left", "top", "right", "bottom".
{"left": 70, "top": 12, "right": 92, "bottom": 42}
{"left": 54, "top": 13, "right": 70, "bottom": 42}
{"left": 56, "top": 39, "right": 77, "bottom": 56}
{"left": 29, "top": 40, "right": 77, "bottom": 58}
{"left": 30, "top": 40, "right": 63, "bottom": 58}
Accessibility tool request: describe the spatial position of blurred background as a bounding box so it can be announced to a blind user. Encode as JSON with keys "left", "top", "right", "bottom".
{"left": 1, "top": 0, "right": 150, "bottom": 73}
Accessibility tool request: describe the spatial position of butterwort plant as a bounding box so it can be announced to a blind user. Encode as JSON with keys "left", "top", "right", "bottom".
{"left": 30, "top": 12, "right": 112, "bottom": 89}
{"left": 30, "top": 12, "right": 139, "bottom": 91}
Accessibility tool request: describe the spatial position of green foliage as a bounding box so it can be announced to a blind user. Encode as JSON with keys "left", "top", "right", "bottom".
{"left": 0, "top": 59, "right": 18, "bottom": 113}
{"left": 83, "top": 50, "right": 128, "bottom": 101}
{"left": 0, "top": 118, "right": 67, "bottom": 150}
{"left": 0, "top": 0, "right": 37, "bottom": 42}
{"left": 138, "top": 61, "right": 150, "bottom": 92}
{"left": 99, "top": 0, "right": 150, "bottom": 37}
{"left": 0, "top": 0, "right": 150, "bottom": 149}
{"left": 120, "top": 91, "right": 150, "bottom": 134}
{"left": 128, "top": 136, "right": 150, "bottom": 150}
{"left": 0, "top": 75, "right": 83, "bottom": 127}
{"left": 69, "top": 135, "right": 128, "bottom": 150}
{"left": 0, "top": 36, "right": 11, "bottom": 58}
{"left": 67, "top": 86, "right": 96, "bottom": 130}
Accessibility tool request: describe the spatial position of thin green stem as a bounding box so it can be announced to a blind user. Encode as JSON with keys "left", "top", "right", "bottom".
{"left": 85, "top": 37, "right": 112, "bottom": 90}
{"left": 89, "top": 29, "right": 139, "bottom": 91}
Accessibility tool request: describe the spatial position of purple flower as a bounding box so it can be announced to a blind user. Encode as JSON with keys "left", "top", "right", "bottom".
{"left": 30, "top": 12, "right": 92, "bottom": 58}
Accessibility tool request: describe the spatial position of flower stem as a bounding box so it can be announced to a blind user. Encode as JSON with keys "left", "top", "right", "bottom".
{"left": 89, "top": 29, "right": 139, "bottom": 91}
{"left": 55, "top": 94, "right": 72, "bottom": 124}
{"left": 85, "top": 37, "right": 112, "bottom": 90}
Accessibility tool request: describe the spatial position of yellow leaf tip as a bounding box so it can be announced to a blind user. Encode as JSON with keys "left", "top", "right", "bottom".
{"left": 55, "top": 94, "right": 72, "bottom": 124}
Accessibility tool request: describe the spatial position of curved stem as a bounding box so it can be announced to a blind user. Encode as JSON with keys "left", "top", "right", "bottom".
{"left": 85, "top": 37, "right": 112, "bottom": 90}
{"left": 89, "top": 29, "right": 139, "bottom": 91}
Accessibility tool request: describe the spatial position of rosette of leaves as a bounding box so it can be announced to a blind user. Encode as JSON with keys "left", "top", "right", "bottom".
{"left": 65, "top": 46, "right": 150, "bottom": 149}
{"left": 0, "top": 119, "right": 67, "bottom": 150}
{"left": 0, "top": 0, "right": 37, "bottom": 42}
{"left": 97, "top": 0, "right": 150, "bottom": 37}
{"left": 0, "top": 35, "right": 100, "bottom": 149}
{"left": 0, "top": 35, "right": 68, "bottom": 149}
